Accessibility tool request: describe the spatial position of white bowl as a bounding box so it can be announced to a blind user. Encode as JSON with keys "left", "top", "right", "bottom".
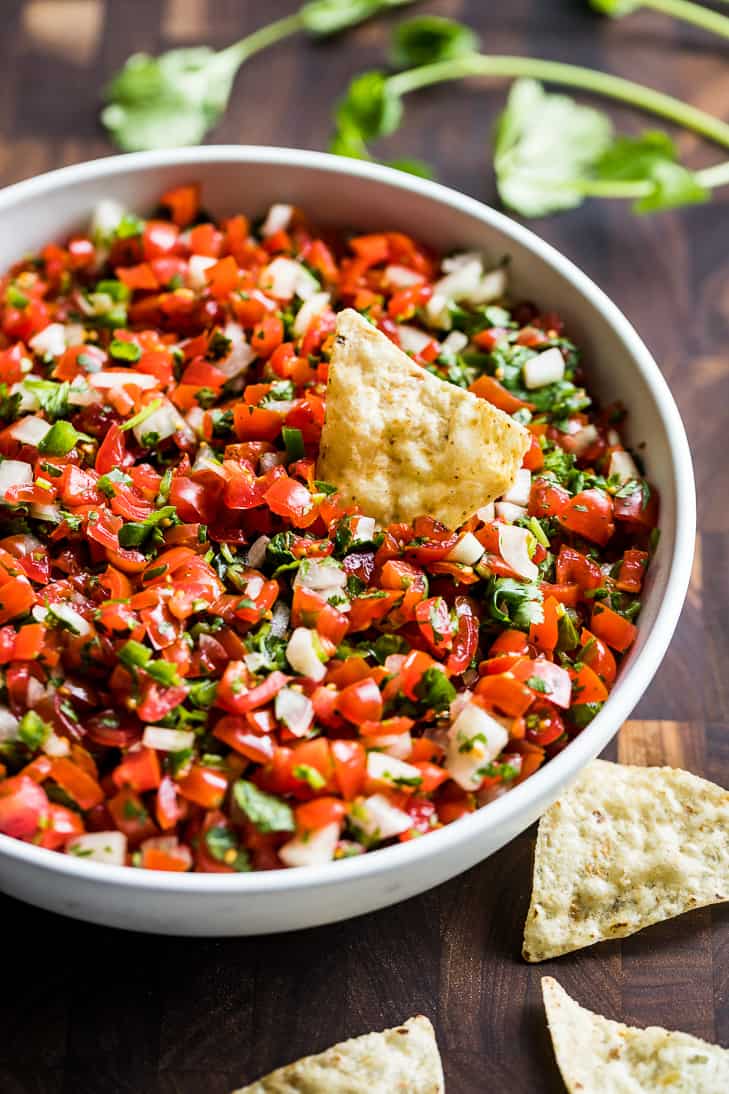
{"left": 0, "top": 147, "right": 695, "bottom": 935}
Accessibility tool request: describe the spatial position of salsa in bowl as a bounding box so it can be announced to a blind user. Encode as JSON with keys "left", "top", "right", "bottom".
{"left": 0, "top": 149, "right": 692, "bottom": 934}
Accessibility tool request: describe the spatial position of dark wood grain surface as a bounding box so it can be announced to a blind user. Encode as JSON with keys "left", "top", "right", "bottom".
{"left": 0, "top": 1, "right": 726, "bottom": 1091}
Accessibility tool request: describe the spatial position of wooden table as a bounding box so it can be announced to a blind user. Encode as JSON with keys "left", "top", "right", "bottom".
{"left": 0, "top": 1, "right": 725, "bottom": 1090}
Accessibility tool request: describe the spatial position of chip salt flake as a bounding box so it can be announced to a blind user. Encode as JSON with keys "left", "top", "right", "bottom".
{"left": 523, "top": 759, "right": 729, "bottom": 962}
{"left": 231, "top": 1014, "right": 444, "bottom": 1093}
{"left": 317, "top": 309, "right": 530, "bottom": 528}
{"left": 542, "top": 976, "right": 729, "bottom": 1093}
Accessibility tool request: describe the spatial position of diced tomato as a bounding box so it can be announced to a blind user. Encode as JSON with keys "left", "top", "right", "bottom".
{"left": 558, "top": 489, "right": 615, "bottom": 546}
{"left": 615, "top": 548, "right": 649, "bottom": 593}
{"left": 111, "top": 746, "right": 161, "bottom": 793}
{"left": 331, "top": 740, "right": 366, "bottom": 801}
{"left": 336, "top": 677, "right": 383, "bottom": 725}
{"left": 590, "top": 603, "right": 637, "bottom": 652}
{"left": 0, "top": 775, "right": 48, "bottom": 838}
{"left": 295, "top": 797, "right": 347, "bottom": 833}
{"left": 50, "top": 758, "right": 104, "bottom": 811}
{"left": 580, "top": 628, "right": 617, "bottom": 685}
{"left": 176, "top": 765, "right": 228, "bottom": 809}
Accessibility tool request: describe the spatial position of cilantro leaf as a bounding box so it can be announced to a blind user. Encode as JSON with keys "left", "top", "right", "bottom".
{"left": 233, "top": 779, "right": 295, "bottom": 834}
{"left": 486, "top": 576, "right": 544, "bottom": 631}
{"left": 390, "top": 16, "right": 479, "bottom": 69}
{"left": 103, "top": 4, "right": 415, "bottom": 152}
{"left": 301, "top": 0, "right": 417, "bottom": 36}
{"left": 415, "top": 666, "right": 456, "bottom": 713}
{"left": 24, "top": 380, "right": 70, "bottom": 422}
{"left": 334, "top": 71, "right": 403, "bottom": 145}
{"left": 102, "top": 48, "right": 246, "bottom": 151}
{"left": 595, "top": 131, "right": 708, "bottom": 212}
{"left": 494, "top": 79, "right": 614, "bottom": 217}
{"left": 387, "top": 158, "right": 436, "bottom": 179}
{"left": 589, "top": 0, "right": 639, "bottom": 12}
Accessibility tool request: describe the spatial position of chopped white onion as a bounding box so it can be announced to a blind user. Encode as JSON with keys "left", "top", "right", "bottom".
{"left": 29, "top": 323, "right": 67, "bottom": 358}
{"left": 186, "top": 254, "right": 217, "bottom": 290}
{"left": 30, "top": 501, "right": 62, "bottom": 523}
{"left": 494, "top": 501, "right": 527, "bottom": 524}
{"left": 360, "top": 730, "right": 412, "bottom": 759}
{"left": 9, "top": 416, "right": 51, "bottom": 447}
{"left": 67, "top": 831, "right": 127, "bottom": 866}
{"left": 446, "top": 703, "right": 509, "bottom": 790}
{"left": 497, "top": 522, "right": 538, "bottom": 581}
{"left": 132, "top": 400, "right": 186, "bottom": 445}
{"left": 90, "top": 199, "right": 126, "bottom": 241}
{"left": 63, "top": 323, "right": 86, "bottom": 347}
{"left": 608, "top": 449, "right": 640, "bottom": 483}
{"left": 383, "top": 264, "right": 424, "bottom": 289}
{"left": 446, "top": 531, "right": 485, "bottom": 566}
{"left": 89, "top": 370, "right": 159, "bottom": 391}
{"left": 42, "top": 733, "right": 71, "bottom": 757}
{"left": 440, "top": 330, "right": 469, "bottom": 356}
{"left": 501, "top": 468, "right": 532, "bottom": 507}
{"left": 35, "top": 601, "right": 91, "bottom": 637}
{"left": 142, "top": 727, "right": 195, "bottom": 752}
{"left": 441, "top": 251, "right": 482, "bottom": 274}
{"left": 259, "top": 451, "right": 287, "bottom": 473}
{"left": 261, "top": 203, "right": 293, "bottom": 238}
{"left": 0, "top": 707, "right": 19, "bottom": 742}
{"left": 68, "top": 380, "right": 101, "bottom": 407}
{"left": 293, "top": 291, "right": 330, "bottom": 338}
{"left": 366, "top": 751, "right": 422, "bottom": 790}
{"left": 570, "top": 423, "right": 599, "bottom": 457}
{"left": 523, "top": 347, "right": 565, "bottom": 389}
{"left": 192, "top": 444, "right": 226, "bottom": 478}
{"left": 351, "top": 515, "right": 376, "bottom": 543}
{"left": 397, "top": 324, "right": 437, "bottom": 355}
{"left": 185, "top": 406, "right": 205, "bottom": 437}
{"left": 295, "top": 557, "right": 346, "bottom": 592}
{"left": 449, "top": 688, "right": 473, "bottom": 722}
{"left": 270, "top": 601, "right": 290, "bottom": 638}
{"left": 286, "top": 627, "right": 327, "bottom": 681}
{"left": 476, "top": 502, "right": 496, "bottom": 522}
{"left": 353, "top": 794, "right": 412, "bottom": 841}
{"left": 247, "top": 535, "right": 270, "bottom": 569}
{"left": 11, "top": 382, "right": 39, "bottom": 413}
{"left": 260, "top": 257, "right": 319, "bottom": 301}
{"left": 244, "top": 651, "right": 266, "bottom": 673}
{"left": 274, "top": 687, "right": 314, "bottom": 737}
{"left": 219, "top": 322, "right": 255, "bottom": 379}
{"left": 0, "top": 459, "right": 33, "bottom": 498}
{"left": 278, "top": 821, "right": 340, "bottom": 868}
{"left": 469, "top": 266, "right": 508, "bottom": 305}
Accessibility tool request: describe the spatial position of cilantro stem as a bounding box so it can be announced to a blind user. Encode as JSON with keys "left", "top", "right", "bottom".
{"left": 640, "top": 0, "right": 729, "bottom": 39}
{"left": 220, "top": 13, "right": 306, "bottom": 66}
{"left": 696, "top": 159, "right": 729, "bottom": 189}
{"left": 387, "top": 55, "right": 729, "bottom": 150}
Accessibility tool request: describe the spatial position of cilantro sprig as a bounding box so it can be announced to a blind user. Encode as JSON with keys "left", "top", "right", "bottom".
{"left": 329, "top": 14, "right": 729, "bottom": 218}
{"left": 590, "top": 0, "right": 729, "bottom": 40}
{"left": 102, "top": 1, "right": 418, "bottom": 151}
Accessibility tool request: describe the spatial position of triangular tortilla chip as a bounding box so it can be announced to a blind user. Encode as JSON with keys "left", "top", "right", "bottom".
{"left": 542, "top": 976, "right": 729, "bottom": 1093}
{"left": 232, "top": 1015, "right": 444, "bottom": 1093}
{"left": 523, "top": 760, "right": 729, "bottom": 962}
{"left": 317, "top": 309, "right": 529, "bottom": 528}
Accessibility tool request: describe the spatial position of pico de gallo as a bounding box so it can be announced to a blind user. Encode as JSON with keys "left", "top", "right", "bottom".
{"left": 0, "top": 186, "right": 657, "bottom": 872}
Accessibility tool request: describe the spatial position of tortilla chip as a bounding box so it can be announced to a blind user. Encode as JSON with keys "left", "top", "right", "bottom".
{"left": 542, "top": 976, "right": 729, "bottom": 1093}
{"left": 523, "top": 759, "right": 729, "bottom": 962}
{"left": 232, "top": 1015, "right": 444, "bottom": 1093}
{"left": 317, "top": 309, "right": 530, "bottom": 528}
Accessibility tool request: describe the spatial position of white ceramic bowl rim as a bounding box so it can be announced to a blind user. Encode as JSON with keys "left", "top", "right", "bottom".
{"left": 0, "top": 146, "right": 695, "bottom": 895}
